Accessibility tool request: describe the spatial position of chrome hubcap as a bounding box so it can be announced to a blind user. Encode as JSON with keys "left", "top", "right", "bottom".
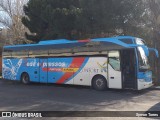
{"left": 96, "top": 79, "right": 104, "bottom": 87}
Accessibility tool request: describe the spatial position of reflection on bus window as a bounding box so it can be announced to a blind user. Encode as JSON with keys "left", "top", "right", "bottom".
{"left": 109, "top": 57, "right": 120, "bottom": 71}
{"left": 138, "top": 47, "right": 150, "bottom": 69}
{"left": 136, "top": 38, "right": 145, "bottom": 45}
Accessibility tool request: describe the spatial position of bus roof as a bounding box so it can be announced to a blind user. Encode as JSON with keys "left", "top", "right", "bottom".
{"left": 4, "top": 36, "right": 138, "bottom": 51}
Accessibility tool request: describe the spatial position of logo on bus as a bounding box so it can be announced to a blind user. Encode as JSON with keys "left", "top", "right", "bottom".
{"left": 26, "top": 62, "right": 66, "bottom": 67}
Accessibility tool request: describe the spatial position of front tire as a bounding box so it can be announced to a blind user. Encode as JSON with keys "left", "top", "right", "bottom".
{"left": 92, "top": 76, "right": 107, "bottom": 91}
{"left": 21, "top": 73, "right": 30, "bottom": 84}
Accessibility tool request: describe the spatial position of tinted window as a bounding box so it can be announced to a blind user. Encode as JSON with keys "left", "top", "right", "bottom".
{"left": 119, "top": 39, "right": 133, "bottom": 44}
{"left": 3, "top": 51, "right": 12, "bottom": 58}
{"left": 29, "top": 50, "right": 48, "bottom": 56}
{"left": 108, "top": 51, "right": 120, "bottom": 71}
{"left": 109, "top": 57, "right": 120, "bottom": 71}
{"left": 12, "top": 51, "right": 28, "bottom": 56}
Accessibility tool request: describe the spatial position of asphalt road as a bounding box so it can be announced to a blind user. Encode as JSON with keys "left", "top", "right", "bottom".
{"left": 0, "top": 79, "right": 160, "bottom": 120}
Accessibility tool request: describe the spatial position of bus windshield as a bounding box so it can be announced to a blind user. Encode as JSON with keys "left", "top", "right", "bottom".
{"left": 135, "top": 38, "right": 150, "bottom": 70}
{"left": 137, "top": 46, "right": 150, "bottom": 70}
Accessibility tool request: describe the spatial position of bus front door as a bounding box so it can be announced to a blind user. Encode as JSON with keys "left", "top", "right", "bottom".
{"left": 39, "top": 59, "right": 48, "bottom": 83}
{"left": 108, "top": 51, "right": 122, "bottom": 89}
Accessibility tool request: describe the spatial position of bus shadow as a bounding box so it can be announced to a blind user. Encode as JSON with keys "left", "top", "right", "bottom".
{"left": 21, "top": 81, "right": 153, "bottom": 95}
{"left": 0, "top": 78, "right": 155, "bottom": 111}
{"left": 1, "top": 78, "right": 152, "bottom": 94}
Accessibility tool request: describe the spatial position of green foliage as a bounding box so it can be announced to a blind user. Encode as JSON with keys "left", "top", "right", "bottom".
{"left": 22, "top": 0, "right": 82, "bottom": 42}
{"left": 80, "top": 0, "right": 144, "bottom": 34}
{"left": 22, "top": 0, "right": 145, "bottom": 42}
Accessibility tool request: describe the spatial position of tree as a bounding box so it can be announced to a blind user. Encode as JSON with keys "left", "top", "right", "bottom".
{"left": 22, "top": 0, "right": 82, "bottom": 42}
{"left": 0, "top": 0, "right": 29, "bottom": 44}
{"left": 80, "top": 0, "right": 145, "bottom": 36}
{"left": 22, "top": 0, "right": 145, "bottom": 42}
{"left": 144, "top": 0, "right": 160, "bottom": 84}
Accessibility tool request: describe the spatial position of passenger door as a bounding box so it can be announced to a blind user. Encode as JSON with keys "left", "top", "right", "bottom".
{"left": 121, "top": 49, "right": 137, "bottom": 89}
{"left": 108, "top": 51, "right": 122, "bottom": 89}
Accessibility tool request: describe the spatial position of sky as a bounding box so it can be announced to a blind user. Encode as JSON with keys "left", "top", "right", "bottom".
{"left": 0, "top": 0, "right": 28, "bottom": 28}
{"left": 0, "top": 11, "right": 11, "bottom": 28}
{"left": 0, "top": 10, "right": 5, "bottom": 28}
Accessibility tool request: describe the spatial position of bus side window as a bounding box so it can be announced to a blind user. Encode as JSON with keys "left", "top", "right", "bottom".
{"left": 3, "top": 51, "right": 12, "bottom": 58}
{"left": 109, "top": 57, "right": 120, "bottom": 71}
{"left": 108, "top": 51, "right": 120, "bottom": 71}
{"left": 12, "top": 51, "right": 28, "bottom": 58}
{"left": 29, "top": 50, "right": 49, "bottom": 57}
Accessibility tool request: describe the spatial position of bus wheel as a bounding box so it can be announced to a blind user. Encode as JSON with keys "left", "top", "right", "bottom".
{"left": 92, "top": 76, "right": 107, "bottom": 91}
{"left": 21, "top": 73, "right": 30, "bottom": 84}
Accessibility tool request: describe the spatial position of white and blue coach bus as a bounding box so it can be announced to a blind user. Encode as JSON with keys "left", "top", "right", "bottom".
{"left": 2, "top": 36, "right": 159, "bottom": 90}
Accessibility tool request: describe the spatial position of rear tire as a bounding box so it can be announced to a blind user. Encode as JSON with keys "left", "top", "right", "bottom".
{"left": 21, "top": 73, "right": 30, "bottom": 84}
{"left": 92, "top": 76, "right": 107, "bottom": 91}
